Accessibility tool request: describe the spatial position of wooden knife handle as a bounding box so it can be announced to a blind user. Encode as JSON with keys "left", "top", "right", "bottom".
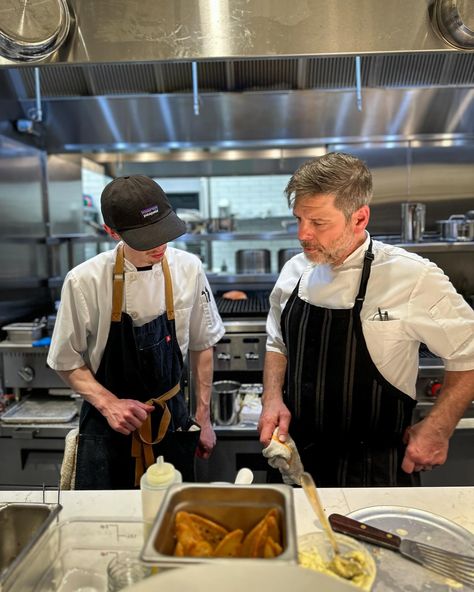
{"left": 329, "top": 513, "right": 402, "bottom": 551}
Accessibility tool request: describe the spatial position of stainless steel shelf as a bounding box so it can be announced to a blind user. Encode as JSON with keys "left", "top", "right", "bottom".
{"left": 0, "top": 277, "right": 49, "bottom": 289}
{"left": 176, "top": 231, "right": 299, "bottom": 242}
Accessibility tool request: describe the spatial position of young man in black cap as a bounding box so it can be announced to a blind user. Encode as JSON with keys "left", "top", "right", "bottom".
{"left": 48, "top": 175, "right": 225, "bottom": 489}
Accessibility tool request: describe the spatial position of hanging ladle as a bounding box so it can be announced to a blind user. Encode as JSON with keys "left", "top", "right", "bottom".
{"left": 300, "top": 471, "right": 367, "bottom": 580}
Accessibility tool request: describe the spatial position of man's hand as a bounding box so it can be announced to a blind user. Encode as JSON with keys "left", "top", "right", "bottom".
{"left": 401, "top": 419, "right": 449, "bottom": 473}
{"left": 195, "top": 417, "right": 216, "bottom": 459}
{"left": 102, "top": 398, "right": 155, "bottom": 435}
{"left": 402, "top": 369, "right": 474, "bottom": 473}
{"left": 258, "top": 397, "right": 291, "bottom": 447}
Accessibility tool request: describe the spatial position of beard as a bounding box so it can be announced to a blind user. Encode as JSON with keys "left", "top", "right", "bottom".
{"left": 300, "top": 224, "right": 356, "bottom": 266}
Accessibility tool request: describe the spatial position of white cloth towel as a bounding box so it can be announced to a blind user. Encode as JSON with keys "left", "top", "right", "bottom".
{"left": 262, "top": 427, "right": 304, "bottom": 485}
{"left": 60, "top": 428, "right": 79, "bottom": 490}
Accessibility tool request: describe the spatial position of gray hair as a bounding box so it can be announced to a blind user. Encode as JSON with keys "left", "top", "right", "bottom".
{"left": 284, "top": 152, "right": 373, "bottom": 219}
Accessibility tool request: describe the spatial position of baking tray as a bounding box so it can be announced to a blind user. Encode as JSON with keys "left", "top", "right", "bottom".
{"left": 347, "top": 505, "right": 474, "bottom": 591}
{"left": 1, "top": 397, "right": 77, "bottom": 424}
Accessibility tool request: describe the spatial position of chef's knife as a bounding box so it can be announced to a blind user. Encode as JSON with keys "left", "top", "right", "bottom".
{"left": 328, "top": 513, "right": 474, "bottom": 588}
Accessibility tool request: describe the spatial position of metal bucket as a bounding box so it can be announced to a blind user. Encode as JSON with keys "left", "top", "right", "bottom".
{"left": 235, "top": 249, "right": 271, "bottom": 273}
{"left": 212, "top": 380, "right": 241, "bottom": 426}
{"left": 278, "top": 248, "right": 302, "bottom": 271}
{"left": 401, "top": 202, "right": 426, "bottom": 242}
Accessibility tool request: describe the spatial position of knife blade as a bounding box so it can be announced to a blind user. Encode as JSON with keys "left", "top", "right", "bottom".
{"left": 328, "top": 513, "right": 474, "bottom": 588}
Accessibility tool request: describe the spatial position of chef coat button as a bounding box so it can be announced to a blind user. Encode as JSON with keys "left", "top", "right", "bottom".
{"left": 131, "top": 312, "right": 138, "bottom": 319}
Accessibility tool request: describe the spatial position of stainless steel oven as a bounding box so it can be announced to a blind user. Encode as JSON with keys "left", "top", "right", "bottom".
{"left": 0, "top": 341, "right": 78, "bottom": 489}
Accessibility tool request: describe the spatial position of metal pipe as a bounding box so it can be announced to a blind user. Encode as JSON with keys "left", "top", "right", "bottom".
{"left": 34, "top": 68, "right": 43, "bottom": 122}
{"left": 192, "top": 61, "right": 200, "bottom": 116}
{"left": 355, "top": 56, "right": 362, "bottom": 111}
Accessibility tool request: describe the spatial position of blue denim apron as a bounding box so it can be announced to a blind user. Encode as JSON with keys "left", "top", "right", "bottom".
{"left": 75, "top": 245, "right": 199, "bottom": 489}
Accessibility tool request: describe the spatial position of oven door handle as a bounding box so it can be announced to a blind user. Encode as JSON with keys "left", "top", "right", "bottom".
{"left": 11, "top": 427, "right": 38, "bottom": 439}
{"left": 414, "top": 405, "right": 474, "bottom": 430}
{"left": 455, "top": 418, "right": 474, "bottom": 430}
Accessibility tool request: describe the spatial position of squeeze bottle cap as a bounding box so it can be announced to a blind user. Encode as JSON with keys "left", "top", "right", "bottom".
{"left": 146, "top": 455, "right": 176, "bottom": 486}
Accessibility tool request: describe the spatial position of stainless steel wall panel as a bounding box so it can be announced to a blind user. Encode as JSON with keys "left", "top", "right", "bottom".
{"left": 0, "top": 136, "right": 52, "bottom": 325}
{"left": 46, "top": 154, "right": 84, "bottom": 235}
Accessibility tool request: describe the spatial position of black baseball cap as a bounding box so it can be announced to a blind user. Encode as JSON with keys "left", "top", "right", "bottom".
{"left": 101, "top": 175, "right": 186, "bottom": 251}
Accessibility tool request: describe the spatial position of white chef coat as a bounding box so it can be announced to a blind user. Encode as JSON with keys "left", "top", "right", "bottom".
{"left": 267, "top": 233, "right": 474, "bottom": 398}
{"left": 48, "top": 244, "right": 225, "bottom": 374}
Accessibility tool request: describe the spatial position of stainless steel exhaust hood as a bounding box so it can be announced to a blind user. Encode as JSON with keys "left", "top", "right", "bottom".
{"left": 0, "top": 0, "right": 473, "bottom": 155}
{"left": 0, "top": 0, "right": 473, "bottom": 65}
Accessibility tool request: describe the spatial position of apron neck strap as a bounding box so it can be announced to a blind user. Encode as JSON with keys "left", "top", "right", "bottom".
{"left": 354, "top": 239, "right": 374, "bottom": 313}
{"left": 161, "top": 255, "right": 175, "bottom": 321}
{"left": 111, "top": 245, "right": 175, "bottom": 322}
{"left": 111, "top": 244, "right": 125, "bottom": 322}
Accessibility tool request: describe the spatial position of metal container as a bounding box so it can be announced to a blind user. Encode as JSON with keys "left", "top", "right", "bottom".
{"left": 437, "top": 214, "right": 474, "bottom": 241}
{"left": 278, "top": 248, "right": 301, "bottom": 271}
{"left": 235, "top": 249, "right": 271, "bottom": 274}
{"left": 2, "top": 321, "right": 45, "bottom": 344}
{"left": 401, "top": 202, "right": 426, "bottom": 242}
{"left": 212, "top": 380, "right": 241, "bottom": 426}
{"left": 0, "top": 502, "right": 62, "bottom": 591}
{"left": 140, "top": 483, "right": 298, "bottom": 567}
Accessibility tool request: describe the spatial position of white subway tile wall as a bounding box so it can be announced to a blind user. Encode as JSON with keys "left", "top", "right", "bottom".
{"left": 208, "top": 175, "right": 293, "bottom": 272}
{"left": 209, "top": 175, "right": 290, "bottom": 218}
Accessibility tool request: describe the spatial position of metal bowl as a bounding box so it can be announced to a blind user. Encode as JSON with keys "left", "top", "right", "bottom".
{"left": 140, "top": 483, "right": 298, "bottom": 567}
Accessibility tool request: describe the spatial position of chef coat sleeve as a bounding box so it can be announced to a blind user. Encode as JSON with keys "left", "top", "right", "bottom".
{"left": 406, "top": 263, "right": 474, "bottom": 371}
{"left": 47, "top": 271, "right": 92, "bottom": 371}
{"left": 187, "top": 265, "right": 225, "bottom": 351}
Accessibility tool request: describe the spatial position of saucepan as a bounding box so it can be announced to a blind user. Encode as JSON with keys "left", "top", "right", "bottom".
{"left": 437, "top": 214, "right": 474, "bottom": 241}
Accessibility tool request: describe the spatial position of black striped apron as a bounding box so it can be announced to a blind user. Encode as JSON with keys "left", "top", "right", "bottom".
{"left": 281, "top": 241, "right": 419, "bottom": 487}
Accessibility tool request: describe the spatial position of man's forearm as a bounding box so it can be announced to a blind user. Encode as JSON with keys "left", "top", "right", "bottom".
{"left": 262, "top": 350, "right": 287, "bottom": 405}
{"left": 422, "top": 369, "right": 474, "bottom": 438}
{"left": 189, "top": 347, "right": 213, "bottom": 422}
{"left": 57, "top": 366, "right": 116, "bottom": 415}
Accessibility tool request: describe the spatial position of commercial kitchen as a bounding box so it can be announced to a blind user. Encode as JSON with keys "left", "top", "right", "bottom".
{"left": 0, "top": 1, "right": 473, "bottom": 590}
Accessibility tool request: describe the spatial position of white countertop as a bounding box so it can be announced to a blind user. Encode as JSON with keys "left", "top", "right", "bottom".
{"left": 1, "top": 486, "right": 473, "bottom": 535}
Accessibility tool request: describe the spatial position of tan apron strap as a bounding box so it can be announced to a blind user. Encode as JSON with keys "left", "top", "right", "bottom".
{"left": 131, "top": 382, "right": 181, "bottom": 486}
{"left": 111, "top": 244, "right": 125, "bottom": 322}
{"left": 161, "top": 255, "right": 175, "bottom": 321}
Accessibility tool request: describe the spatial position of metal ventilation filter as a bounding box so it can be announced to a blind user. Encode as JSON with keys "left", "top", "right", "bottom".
{"left": 0, "top": 0, "right": 71, "bottom": 62}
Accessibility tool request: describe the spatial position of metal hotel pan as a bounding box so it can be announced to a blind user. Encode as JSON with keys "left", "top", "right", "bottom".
{"left": 140, "top": 483, "right": 298, "bottom": 567}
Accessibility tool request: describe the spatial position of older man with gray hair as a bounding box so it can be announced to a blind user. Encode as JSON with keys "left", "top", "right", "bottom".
{"left": 259, "top": 152, "right": 474, "bottom": 487}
